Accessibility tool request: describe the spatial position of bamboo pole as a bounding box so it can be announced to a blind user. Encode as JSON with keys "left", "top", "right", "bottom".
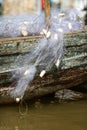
{"left": 44, "top": 0, "right": 51, "bottom": 28}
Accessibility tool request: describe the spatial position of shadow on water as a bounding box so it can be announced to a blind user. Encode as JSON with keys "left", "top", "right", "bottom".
{"left": 0, "top": 95, "right": 87, "bottom": 130}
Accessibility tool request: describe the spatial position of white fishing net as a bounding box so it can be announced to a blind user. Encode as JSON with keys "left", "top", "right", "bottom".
{"left": 2, "top": 8, "right": 83, "bottom": 99}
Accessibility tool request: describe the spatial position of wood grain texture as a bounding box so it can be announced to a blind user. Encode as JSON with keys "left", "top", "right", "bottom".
{"left": 0, "top": 69, "right": 87, "bottom": 104}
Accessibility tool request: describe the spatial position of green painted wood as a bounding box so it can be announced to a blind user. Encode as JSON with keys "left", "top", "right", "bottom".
{"left": 0, "top": 31, "right": 87, "bottom": 84}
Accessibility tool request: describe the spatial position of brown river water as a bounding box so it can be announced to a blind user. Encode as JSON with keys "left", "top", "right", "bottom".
{"left": 0, "top": 98, "right": 87, "bottom": 130}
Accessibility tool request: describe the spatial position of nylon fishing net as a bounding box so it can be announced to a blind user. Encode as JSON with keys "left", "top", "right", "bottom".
{"left": 0, "top": 8, "right": 83, "bottom": 99}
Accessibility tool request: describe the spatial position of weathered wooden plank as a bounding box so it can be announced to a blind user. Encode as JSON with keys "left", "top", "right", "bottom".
{"left": 0, "top": 31, "right": 87, "bottom": 55}
{"left": 0, "top": 69, "right": 87, "bottom": 104}
{"left": 0, "top": 31, "right": 87, "bottom": 84}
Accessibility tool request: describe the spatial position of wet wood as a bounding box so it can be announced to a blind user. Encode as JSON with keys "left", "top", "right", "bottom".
{"left": 0, "top": 69, "right": 87, "bottom": 104}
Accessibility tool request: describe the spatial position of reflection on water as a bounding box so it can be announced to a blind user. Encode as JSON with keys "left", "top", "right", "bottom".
{"left": 0, "top": 99, "right": 87, "bottom": 130}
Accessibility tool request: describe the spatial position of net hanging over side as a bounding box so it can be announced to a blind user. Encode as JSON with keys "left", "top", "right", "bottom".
{"left": 0, "top": 3, "right": 83, "bottom": 100}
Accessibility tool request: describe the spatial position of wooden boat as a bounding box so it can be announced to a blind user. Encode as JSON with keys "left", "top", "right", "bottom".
{"left": 0, "top": 0, "right": 87, "bottom": 104}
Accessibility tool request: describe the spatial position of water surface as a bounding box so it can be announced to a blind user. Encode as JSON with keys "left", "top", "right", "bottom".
{"left": 0, "top": 99, "right": 87, "bottom": 130}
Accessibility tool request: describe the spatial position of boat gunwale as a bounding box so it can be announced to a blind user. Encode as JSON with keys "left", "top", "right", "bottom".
{"left": 0, "top": 30, "right": 87, "bottom": 44}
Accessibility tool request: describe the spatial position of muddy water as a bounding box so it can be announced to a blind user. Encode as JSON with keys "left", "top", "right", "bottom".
{"left": 0, "top": 99, "right": 87, "bottom": 130}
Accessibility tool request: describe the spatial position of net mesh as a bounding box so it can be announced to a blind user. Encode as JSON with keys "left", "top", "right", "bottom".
{"left": 0, "top": 8, "right": 83, "bottom": 99}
